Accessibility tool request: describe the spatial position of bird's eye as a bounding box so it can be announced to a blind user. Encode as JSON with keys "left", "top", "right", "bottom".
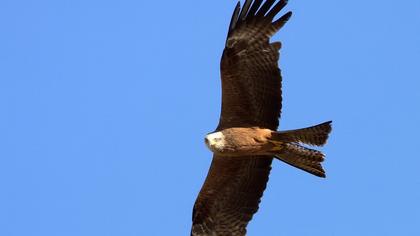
{"left": 214, "top": 138, "right": 222, "bottom": 142}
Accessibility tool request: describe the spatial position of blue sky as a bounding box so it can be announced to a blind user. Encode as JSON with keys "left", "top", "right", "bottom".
{"left": 1, "top": 0, "right": 420, "bottom": 235}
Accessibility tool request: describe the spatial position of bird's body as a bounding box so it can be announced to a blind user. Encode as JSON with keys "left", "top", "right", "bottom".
{"left": 191, "top": 0, "right": 332, "bottom": 235}
{"left": 205, "top": 121, "right": 331, "bottom": 158}
{"left": 205, "top": 127, "right": 273, "bottom": 156}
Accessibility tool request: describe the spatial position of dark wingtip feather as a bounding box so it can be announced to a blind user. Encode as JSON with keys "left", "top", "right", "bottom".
{"left": 256, "top": 0, "right": 276, "bottom": 17}
{"left": 228, "top": 2, "right": 241, "bottom": 32}
{"left": 246, "top": 0, "right": 263, "bottom": 19}
{"left": 238, "top": 0, "right": 253, "bottom": 21}
{"left": 272, "top": 11, "right": 292, "bottom": 30}
{"left": 266, "top": 0, "right": 288, "bottom": 20}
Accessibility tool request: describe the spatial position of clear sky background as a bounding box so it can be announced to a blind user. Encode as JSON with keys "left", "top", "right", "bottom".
{"left": 1, "top": 0, "right": 420, "bottom": 235}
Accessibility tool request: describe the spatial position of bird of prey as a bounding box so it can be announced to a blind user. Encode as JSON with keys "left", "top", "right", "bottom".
{"left": 191, "top": 0, "right": 332, "bottom": 235}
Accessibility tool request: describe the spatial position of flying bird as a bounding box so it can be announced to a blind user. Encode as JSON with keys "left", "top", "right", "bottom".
{"left": 191, "top": 0, "right": 332, "bottom": 235}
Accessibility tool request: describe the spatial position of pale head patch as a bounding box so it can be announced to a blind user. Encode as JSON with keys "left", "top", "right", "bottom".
{"left": 205, "top": 131, "right": 226, "bottom": 151}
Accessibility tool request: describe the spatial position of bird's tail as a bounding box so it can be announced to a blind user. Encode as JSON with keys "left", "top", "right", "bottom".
{"left": 271, "top": 121, "right": 332, "bottom": 146}
{"left": 269, "top": 121, "right": 332, "bottom": 178}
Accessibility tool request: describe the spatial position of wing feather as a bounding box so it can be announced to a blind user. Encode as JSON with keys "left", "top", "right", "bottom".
{"left": 266, "top": 0, "right": 288, "bottom": 20}
{"left": 255, "top": 0, "right": 276, "bottom": 17}
{"left": 245, "top": 0, "right": 263, "bottom": 19}
{"left": 227, "top": 2, "right": 241, "bottom": 41}
{"left": 238, "top": 0, "right": 253, "bottom": 20}
{"left": 191, "top": 156, "right": 272, "bottom": 236}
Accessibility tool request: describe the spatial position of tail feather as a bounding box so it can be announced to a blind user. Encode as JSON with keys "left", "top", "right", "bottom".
{"left": 275, "top": 143, "right": 326, "bottom": 178}
{"left": 271, "top": 121, "right": 332, "bottom": 146}
{"left": 268, "top": 121, "right": 332, "bottom": 177}
{"left": 282, "top": 143, "right": 325, "bottom": 162}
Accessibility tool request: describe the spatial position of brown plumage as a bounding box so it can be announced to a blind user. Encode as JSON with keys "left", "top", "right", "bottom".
{"left": 191, "top": 1, "right": 332, "bottom": 235}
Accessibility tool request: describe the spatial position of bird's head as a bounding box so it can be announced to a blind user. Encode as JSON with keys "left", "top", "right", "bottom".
{"left": 204, "top": 131, "right": 226, "bottom": 152}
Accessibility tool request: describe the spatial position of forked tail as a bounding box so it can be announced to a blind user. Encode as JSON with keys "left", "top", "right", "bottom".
{"left": 269, "top": 121, "right": 332, "bottom": 178}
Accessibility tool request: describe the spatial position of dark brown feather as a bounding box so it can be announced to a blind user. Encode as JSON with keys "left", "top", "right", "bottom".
{"left": 227, "top": 2, "right": 241, "bottom": 41}
{"left": 245, "top": 0, "right": 263, "bottom": 20}
{"left": 238, "top": 0, "right": 253, "bottom": 21}
{"left": 255, "top": 0, "right": 276, "bottom": 18}
{"left": 192, "top": 1, "right": 292, "bottom": 235}
{"left": 266, "top": 0, "right": 288, "bottom": 20}
{"left": 276, "top": 154, "right": 326, "bottom": 178}
{"left": 274, "top": 143, "right": 327, "bottom": 178}
{"left": 272, "top": 121, "right": 332, "bottom": 146}
{"left": 191, "top": 156, "right": 272, "bottom": 235}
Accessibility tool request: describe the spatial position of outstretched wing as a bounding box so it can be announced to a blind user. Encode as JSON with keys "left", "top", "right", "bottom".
{"left": 191, "top": 1, "right": 291, "bottom": 235}
{"left": 217, "top": 0, "right": 291, "bottom": 130}
{"left": 192, "top": 156, "right": 272, "bottom": 235}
